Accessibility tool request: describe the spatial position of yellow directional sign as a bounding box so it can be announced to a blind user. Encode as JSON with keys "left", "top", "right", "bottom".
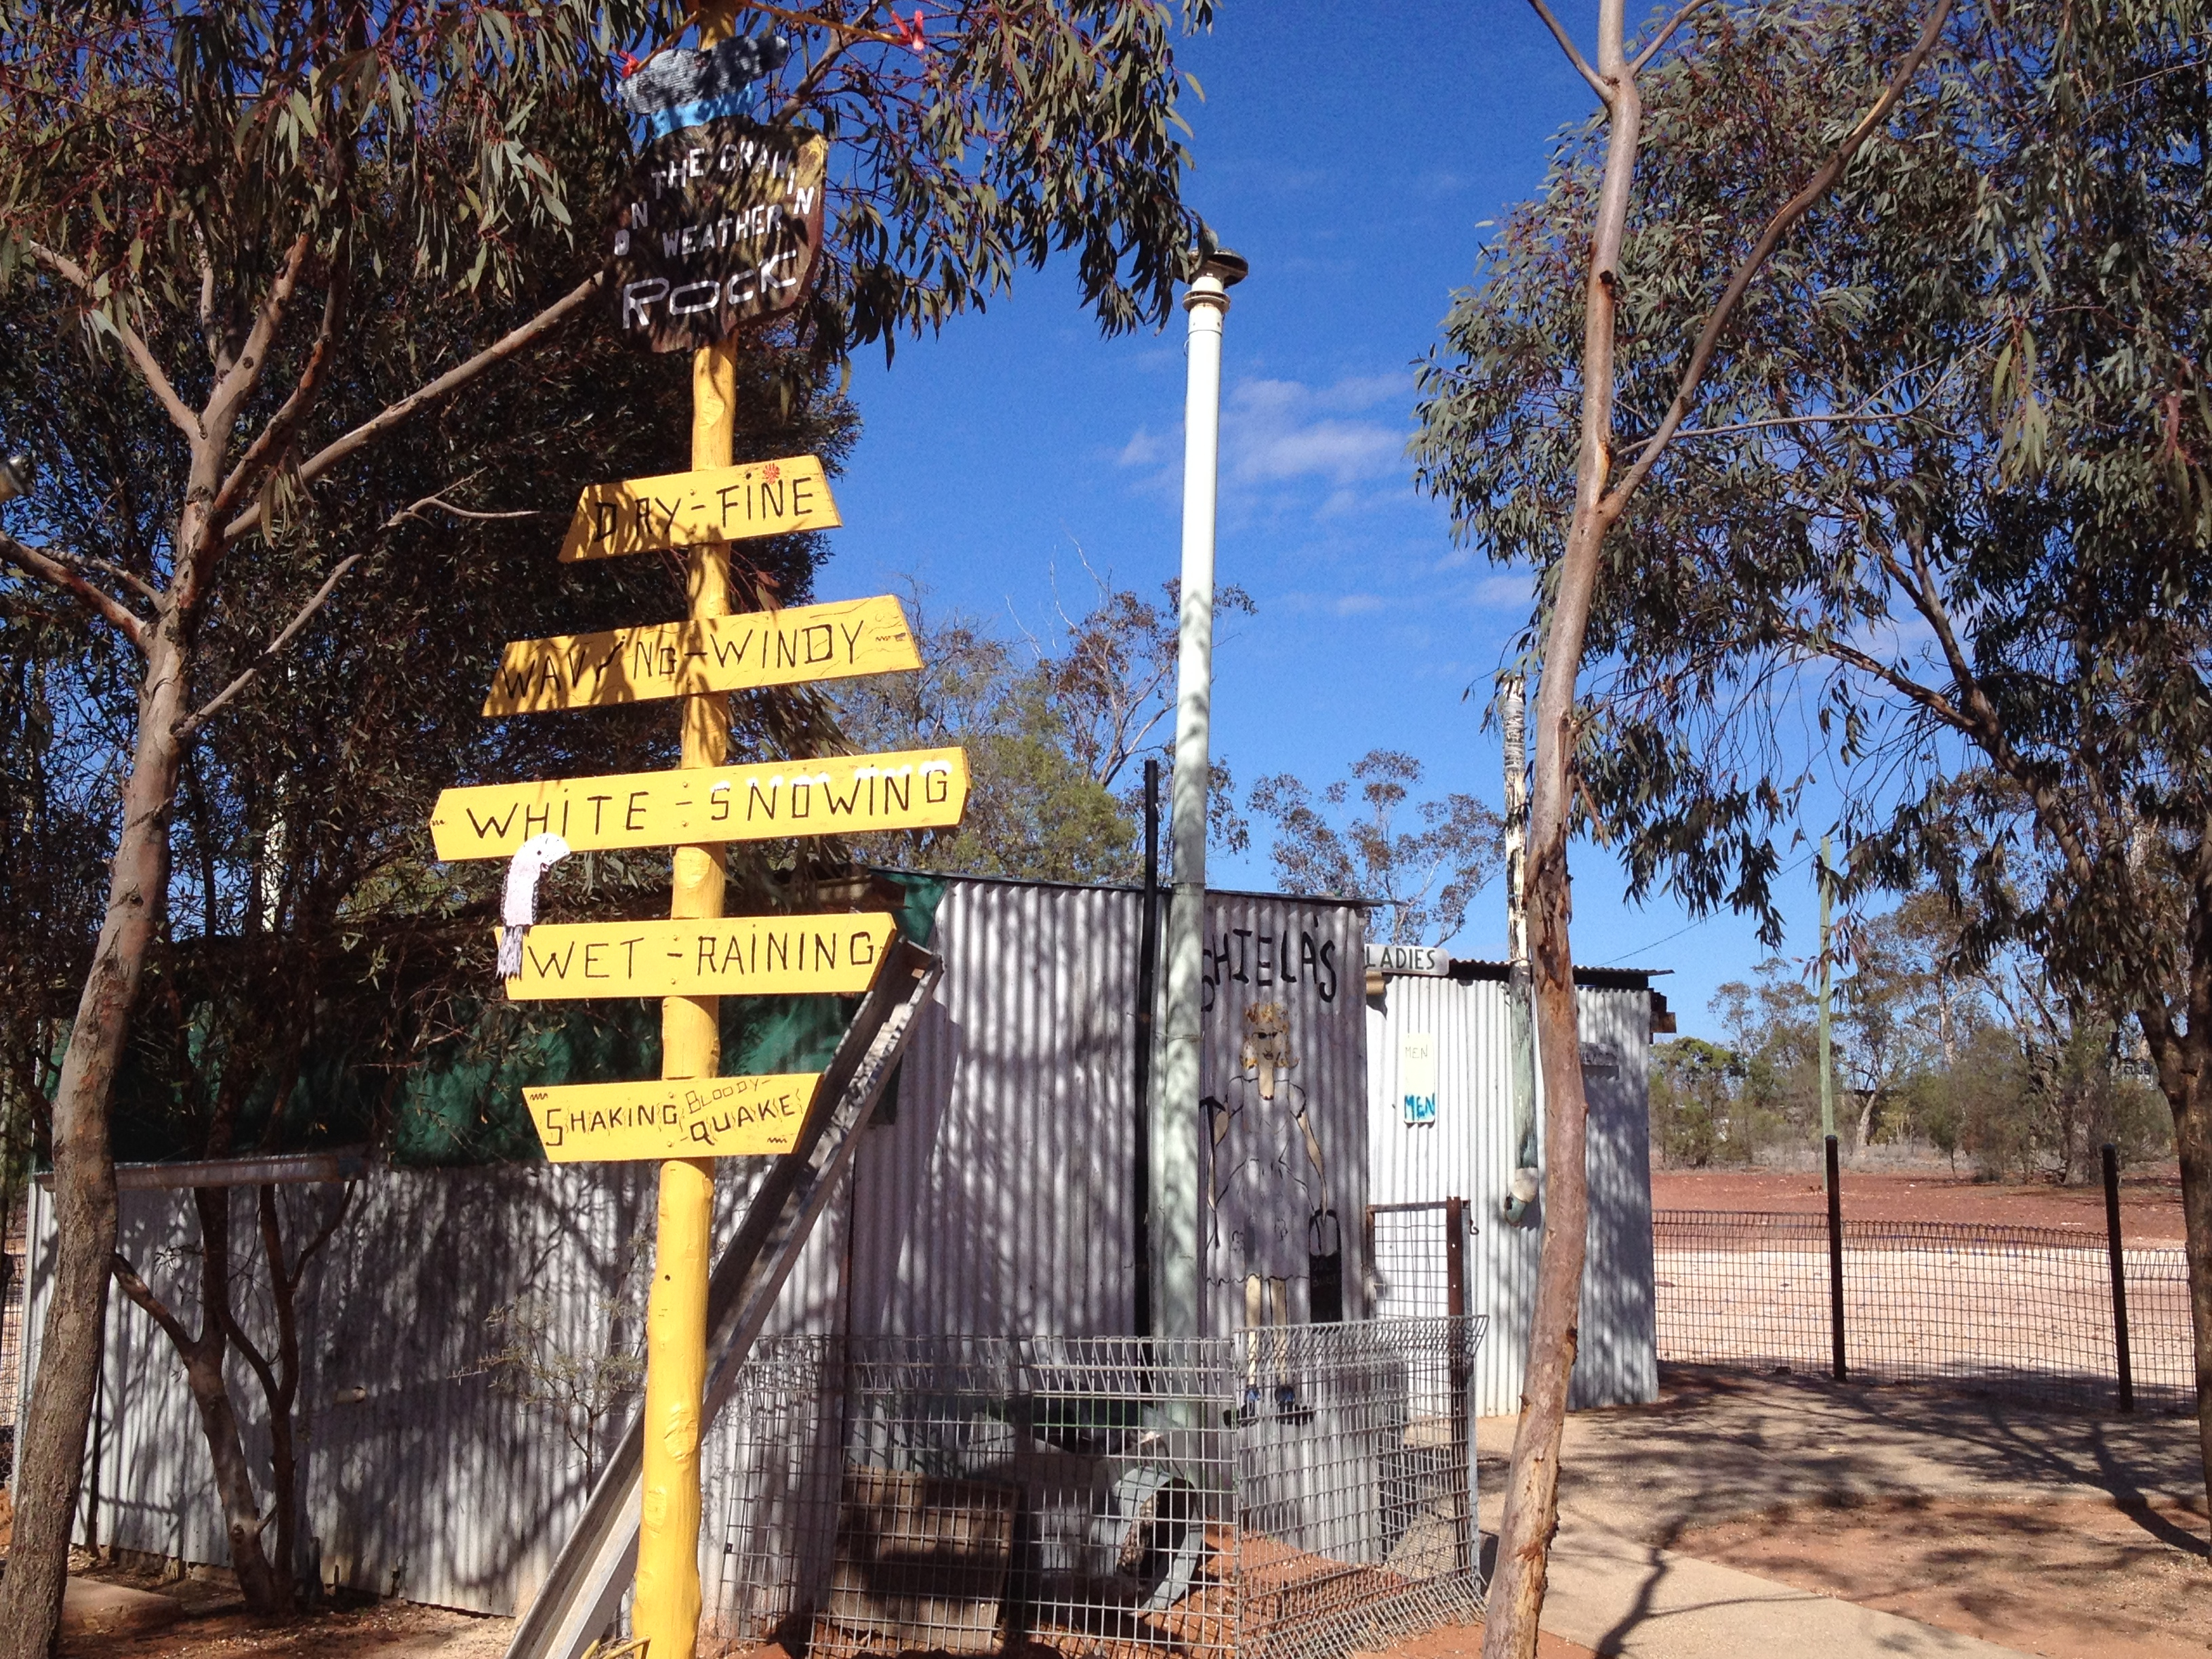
{"left": 560, "top": 453, "right": 838, "bottom": 561}
{"left": 527, "top": 1073, "right": 819, "bottom": 1162}
{"left": 482, "top": 595, "right": 920, "bottom": 716}
{"left": 500, "top": 914, "right": 896, "bottom": 1000}
{"left": 431, "top": 746, "right": 968, "bottom": 861}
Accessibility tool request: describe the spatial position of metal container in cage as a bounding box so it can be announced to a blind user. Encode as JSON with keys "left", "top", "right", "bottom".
{"left": 708, "top": 1319, "right": 1486, "bottom": 1659}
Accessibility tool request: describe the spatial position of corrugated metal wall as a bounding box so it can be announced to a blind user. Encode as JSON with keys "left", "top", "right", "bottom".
{"left": 1195, "top": 893, "right": 1368, "bottom": 1337}
{"left": 1365, "top": 975, "right": 1656, "bottom": 1414}
{"left": 20, "top": 1158, "right": 846, "bottom": 1614}
{"left": 15, "top": 878, "right": 1660, "bottom": 1618}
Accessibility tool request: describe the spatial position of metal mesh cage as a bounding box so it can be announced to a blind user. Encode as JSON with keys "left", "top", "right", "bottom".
{"left": 703, "top": 1317, "right": 1486, "bottom": 1659}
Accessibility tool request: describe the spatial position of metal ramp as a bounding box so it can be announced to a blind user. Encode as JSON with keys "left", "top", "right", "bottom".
{"left": 502, "top": 939, "right": 943, "bottom": 1659}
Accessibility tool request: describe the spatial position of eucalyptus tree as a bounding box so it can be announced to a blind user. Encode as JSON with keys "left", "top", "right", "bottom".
{"left": 0, "top": 3, "right": 1210, "bottom": 1645}
{"left": 1416, "top": 0, "right": 2212, "bottom": 1534}
{"left": 1410, "top": 0, "right": 1952, "bottom": 1647}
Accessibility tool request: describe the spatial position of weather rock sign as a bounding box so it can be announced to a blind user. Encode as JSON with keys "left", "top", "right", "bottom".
{"left": 613, "top": 119, "right": 827, "bottom": 352}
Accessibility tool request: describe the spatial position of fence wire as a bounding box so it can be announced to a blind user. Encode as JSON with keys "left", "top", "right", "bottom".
{"left": 1366, "top": 1205, "right": 1461, "bottom": 1322}
{"left": 1654, "top": 1210, "right": 2195, "bottom": 1411}
{"left": 704, "top": 1318, "right": 1486, "bottom": 1659}
{"left": 1, "top": 1222, "right": 20, "bottom": 1486}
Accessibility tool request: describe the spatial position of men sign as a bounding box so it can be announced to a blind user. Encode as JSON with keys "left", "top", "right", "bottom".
{"left": 431, "top": 747, "right": 969, "bottom": 860}
{"left": 483, "top": 594, "right": 917, "bottom": 714}
{"left": 528, "top": 1073, "right": 819, "bottom": 1162}
{"left": 558, "top": 455, "right": 839, "bottom": 562}
{"left": 501, "top": 914, "right": 897, "bottom": 1000}
{"left": 613, "top": 119, "right": 827, "bottom": 352}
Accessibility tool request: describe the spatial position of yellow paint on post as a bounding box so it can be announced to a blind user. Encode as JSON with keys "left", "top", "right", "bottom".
{"left": 429, "top": 747, "right": 969, "bottom": 860}
{"left": 636, "top": 116, "right": 743, "bottom": 1659}
{"left": 526, "top": 1073, "right": 818, "bottom": 1162}
{"left": 499, "top": 914, "right": 895, "bottom": 1000}
{"left": 558, "top": 453, "right": 838, "bottom": 561}
{"left": 480, "top": 594, "right": 920, "bottom": 715}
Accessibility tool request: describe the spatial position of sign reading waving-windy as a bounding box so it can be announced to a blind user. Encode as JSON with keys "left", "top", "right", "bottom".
{"left": 431, "top": 748, "right": 968, "bottom": 860}
{"left": 613, "top": 119, "right": 827, "bottom": 352}
{"left": 559, "top": 455, "right": 840, "bottom": 562}
{"left": 484, "top": 595, "right": 916, "bottom": 714}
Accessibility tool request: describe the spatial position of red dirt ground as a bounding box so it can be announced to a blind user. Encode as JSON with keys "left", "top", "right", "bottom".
{"left": 1653, "top": 1164, "right": 2187, "bottom": 1242}
{"left": 1675, "top": 1493, "right": 2212, "bottom": 1659}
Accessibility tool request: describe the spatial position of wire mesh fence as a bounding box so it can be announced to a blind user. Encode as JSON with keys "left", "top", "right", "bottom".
{"left": 1364, "top": 1204, "right": 1465, "bottom": 1324}
{"left": 1, "top": 1218, "right": 21, "bottom": 1485}
{"left": 704, "top": 1317, "right": 1486, "bottom": 1659}
{"left": 1654, "top": 1210, "right": 2196, "bottom": 1412}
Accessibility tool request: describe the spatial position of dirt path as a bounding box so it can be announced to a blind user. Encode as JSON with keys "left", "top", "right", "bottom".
{"left": 1477, "top": 1365, "right": 2209, "bottom": 1658}
{"left": 1677, "top": 1494, "right": 2211, "bottom": 1658}
{"left": 1654, "top": 1164, "right": 2186, "bottom": 1240}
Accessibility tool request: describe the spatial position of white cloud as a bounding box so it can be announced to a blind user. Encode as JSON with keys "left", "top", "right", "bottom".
{"left": 1471, "top": 573, "right": 1536, "bottom": 610}
{"left": 1332, "top": 593, "right": 1387, "bottom": 616}
{"left": 1115, "top": 426, "right": 1170, "bottom": 468}
{"left": 1222, "top": 373, "right": 1412, "bottom": 491}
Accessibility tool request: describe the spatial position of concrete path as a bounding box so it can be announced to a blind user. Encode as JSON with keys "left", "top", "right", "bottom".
{"left": 1471, "top": 1365, "right": 2204, "bottom": 1658}
{"left": 1523, "top": 1515, "right": 2032, "bottom": 1657}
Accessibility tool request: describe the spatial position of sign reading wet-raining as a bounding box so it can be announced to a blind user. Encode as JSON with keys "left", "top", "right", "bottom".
{"left": 483, "top": 594, "right": 917, "bottom": 715}
{"left": 500, "top": 914, "right": 897, "bottom": 1000}
{"left": 527, "top": 1073, "right": 820, "bottom": 1161}
{"left": 431, "top": 747, "right": 968, "bottom": 860}
{"left": 612, "top": 119, "right": 827, "bottom": 353}
{"left": 558, "top": 454, "right": 839, "bottom": 562}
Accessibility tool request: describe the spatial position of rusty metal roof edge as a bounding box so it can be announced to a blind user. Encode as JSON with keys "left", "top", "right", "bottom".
{"left": 37, "top": 1146, "right": 372, "bottom": 1192}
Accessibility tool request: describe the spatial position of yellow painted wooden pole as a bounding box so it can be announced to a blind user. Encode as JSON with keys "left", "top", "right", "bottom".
{"left": 635, "top": 8, "right": 740, "bottom": 1639}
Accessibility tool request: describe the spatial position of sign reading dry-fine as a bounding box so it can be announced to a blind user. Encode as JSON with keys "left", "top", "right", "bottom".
{"left": 558, "top": 455, "right": 839, "bottom": 562}
{"left": 613, "top": 119, "right": 827, "bottom": 352}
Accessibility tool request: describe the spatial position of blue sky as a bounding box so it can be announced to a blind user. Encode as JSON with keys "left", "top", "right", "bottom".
{"left": 815, "top": 1, "right": 1828, "bottom": 1040}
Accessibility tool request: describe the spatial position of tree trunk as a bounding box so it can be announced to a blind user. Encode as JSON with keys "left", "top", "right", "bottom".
{"left": 0, "top": 617, "right": 190, "bottom": 1659}
{"left": 2166, "top": 1066, "right": 2212, "bottom": 1534}
{"left": 180, "top": 1344, "right": 284, "bottom": 1612}
{"left": 1480, "top": 22, "right": 1642, "bottom": 1655}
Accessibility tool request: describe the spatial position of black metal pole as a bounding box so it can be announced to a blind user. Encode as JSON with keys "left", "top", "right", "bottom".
{"left": 2103, "top": 1142, "right": 2135, "bottom": 1412}
{"left": 1826, "top": 1134, "right": 1847, "bottom": 1382}
{"left": 1133, "top": 758, "right": 1162, "bottom": 1338}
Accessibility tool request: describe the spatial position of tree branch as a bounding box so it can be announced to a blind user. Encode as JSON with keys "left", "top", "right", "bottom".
{"left": 110, "top": 1252, "right": 194, "bottom": 1352}
{"left": 0, "top": 532, "right": 150, "bottom": 650}
{"left": 1629, "top": 0, "right": 1717, "bottom": 74}
{"left": 174, "top": 551, "right": 364, "bottom": 739}
{"left": 207, "top": 233, "right": 351, "bottom": 531}
{"left": 206, "top": 232, "right": 312, "bottom": 434}
{"left": 1525, "top": 0, "right": 1612, "bottom": 103}
{"left": 30, "top": 241, "right": 201, "bottom": 441}
{"left": 1599, "top": 0, "right": 1955, "bottom": 518}
{"left": 221, "top": 270, "right": 606, "bottom": 546}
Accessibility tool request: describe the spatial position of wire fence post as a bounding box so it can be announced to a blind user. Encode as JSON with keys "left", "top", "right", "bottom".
{"left": 1826, "top": 1134, "right": 1847, "bottom": 1382}
{"left": 1443, "top": 1197, "right": 1471, "bottom": 1577}
{"left": 2103, "top": 1142, "right": 2135, "bottom": 1413}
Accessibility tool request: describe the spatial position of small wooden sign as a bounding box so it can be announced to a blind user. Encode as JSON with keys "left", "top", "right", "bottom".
{"left": 613, "top": 120, "right": 827, "bottom": 353}
{"left": 560, "top": 454, "right": 839, "bottom": 562}
{"left": 430, "top": 747, "right": 968, "bottom": 860}
{"left": 501, "top": 914, "right": 897, "bottom": 1000}
{"left": 527, "top": 1073, "right": 818, "bottom": 1161}
{"left": 484, "top": 595, "right": 918, "bottom": 716}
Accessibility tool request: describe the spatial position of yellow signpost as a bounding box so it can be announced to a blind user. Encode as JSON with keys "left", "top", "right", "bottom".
{"left": 526, "top": 1073, "right": 819, "bottom": 1162}
{"left": 431, "top": 17, "right": 964, "bottom": 1652}
{"left": 481, "top": 593, "right": 921, "bottom": 714}
{"left": 558, "top": 452, "right": 839, "bottom": 560}
{"left": 499, "top": 914, "right": 897, "bottom": 999}
{"left": 430, "top": 746, "right": 969, "bottom": 859}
